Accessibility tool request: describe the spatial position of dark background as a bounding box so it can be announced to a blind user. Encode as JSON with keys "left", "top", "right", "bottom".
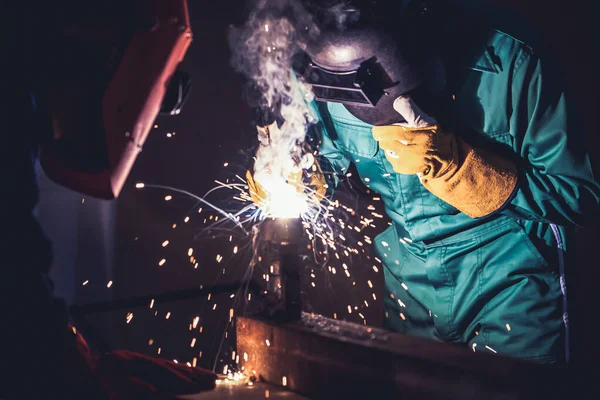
{"left": 38, "top": 0, "right": 600, "bottom": 374}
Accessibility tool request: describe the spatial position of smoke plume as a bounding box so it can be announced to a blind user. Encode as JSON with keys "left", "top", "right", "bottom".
{"left": 228, "top": 0, "right": 321, "bottom": 216}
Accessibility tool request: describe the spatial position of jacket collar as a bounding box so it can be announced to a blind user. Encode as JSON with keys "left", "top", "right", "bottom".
{"left": 464, "top": 43, "right": 501, "bottom": 73}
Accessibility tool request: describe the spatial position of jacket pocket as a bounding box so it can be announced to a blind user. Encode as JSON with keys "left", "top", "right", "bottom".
{"left": 331, "top": 121, "right": 380, "bottom": 159}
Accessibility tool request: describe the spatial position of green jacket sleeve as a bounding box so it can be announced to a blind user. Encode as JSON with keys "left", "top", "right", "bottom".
{"left": 502, "top": 47, "right": 600, "bottom": 226}
{"left": 307, "top": 101, "right": 351, "bottom": 198}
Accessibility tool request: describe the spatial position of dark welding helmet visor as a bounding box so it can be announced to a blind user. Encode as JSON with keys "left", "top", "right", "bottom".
{"left": 294, "top": 0, "right": 439, "bottom": 125}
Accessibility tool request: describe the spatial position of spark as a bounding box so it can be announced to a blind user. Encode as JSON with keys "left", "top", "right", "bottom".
{"left": 165, "top": 312, "right": 171, "bottom": 319}
{"left": 224, "top": 162, "right": 229, "bottom": 167}
{"left": 485, "top": 345, "right": 497, "bottom": 353}
{"left": 150, "top": 299, "right": 155, "bottom": 308}
{"left": 265, "top": 339, "right": 271, "bottom": 346}
{"left": 193, "top": 316, "right": 200, "bottom": 328}
{"left": 106, "top": 280, "right": 113, "bottom": 288}
{"left": 184, "top": 216, "right": 190, "bottom": 223}
{"left": 82, "top": 280, "right": 89, "bottom": 286}
{"left": 401, "top": 283, "right": 409, "bottom": 291}
{"left": 233, "top": 246, "right": 238, "bottom": 254}
{"left": 162, "top": 240, "right": 169, "bottom": 247}
{"left": 135, "top": 182, "right": 145, "bottom": 188}
{"left": 165, "top": 195, "right": 172, "bottom": 201}
{"left": 282, "top": 376, "right": 287, "bottom": 386}
{"left": 190, "top": 338, "right": 196, "bottom": 348}
{"left": 400, "top": 313, "right": 406, "bottom": 321}
{"left": 506, "top": 323, "right": 511, "bottom": 331}
{"left": 188, "top": 248, "right": 193, "bottom": 256}
{"left": 472, "top": 343, "right": 477, "bottom": 352}
{"left": 367, "top": 280, "right": 373, "bottom": 288}
{"left": 159, "top": 258, "right": 166, "bottom": 267}
{"left": 126, "top": 312, "right": 134, "bottom": 323}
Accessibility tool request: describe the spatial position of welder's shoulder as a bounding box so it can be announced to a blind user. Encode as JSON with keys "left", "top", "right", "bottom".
{"left": 484, "top": 28, "right": 536, "bottom": 72}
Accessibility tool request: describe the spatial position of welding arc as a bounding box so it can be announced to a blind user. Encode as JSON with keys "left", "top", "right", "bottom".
{"left": 71, "top": 281, "right": 262, "bottom": 314}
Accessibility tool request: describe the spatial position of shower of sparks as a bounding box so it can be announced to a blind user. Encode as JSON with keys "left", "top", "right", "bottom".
{"left": 131, "top": 124, "right": 387, "bottom": 376}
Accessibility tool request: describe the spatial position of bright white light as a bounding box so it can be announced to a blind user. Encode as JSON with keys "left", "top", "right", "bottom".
{"left": 254, "top": 172, "right": 309, "bottom": 218}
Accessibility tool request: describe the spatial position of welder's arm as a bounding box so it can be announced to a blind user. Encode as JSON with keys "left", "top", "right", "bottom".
{"left": 374, "top": 98, "right": 519, "bottom": 218}
{"left": 307, "top": 102, "right": 352, "bottom": 199}
{"left": 500, "top": 52, "right": 600, "bottom": 226}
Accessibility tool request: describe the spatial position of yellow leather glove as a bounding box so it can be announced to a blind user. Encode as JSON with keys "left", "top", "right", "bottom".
{"left": 372, "top": 97, "right": 518, "bottom": 218}
{"left": 246, "top": 122, "right": 326, "bottom": 209}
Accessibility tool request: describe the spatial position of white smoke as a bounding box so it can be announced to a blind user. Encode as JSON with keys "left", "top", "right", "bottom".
{"left": 229, "top": 0, "right": 320, "bottom": 217}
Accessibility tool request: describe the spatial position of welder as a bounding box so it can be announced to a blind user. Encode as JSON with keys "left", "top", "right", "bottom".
{"left": 247, "top": 0, "right": 600, "bottom": 363}
{"left": 1, "top": 1, "right": 215, "bottom": 398}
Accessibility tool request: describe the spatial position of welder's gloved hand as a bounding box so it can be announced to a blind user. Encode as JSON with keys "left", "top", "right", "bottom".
{"left": 372, "top": 96, "right": 518, "bottom": 218}
{"left": 246, "top": 121, "right": 326, "bottom": 208}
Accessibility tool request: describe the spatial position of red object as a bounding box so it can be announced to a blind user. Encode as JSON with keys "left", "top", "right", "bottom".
{"left": 70, "top": 324, "right": 217, "bottom": 399}
{"left": 40, "top": 0, "right": 193, "bottom": 199}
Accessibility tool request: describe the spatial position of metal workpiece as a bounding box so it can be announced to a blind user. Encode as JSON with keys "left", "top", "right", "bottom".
{"left": 259, "top": 217, "right": 304, "bottom": 246}
{"left": 237, "top": 313, "right": 570, "bottom": 400}
{"left": 255, "top": 218, "right": 305, "bottom": 322}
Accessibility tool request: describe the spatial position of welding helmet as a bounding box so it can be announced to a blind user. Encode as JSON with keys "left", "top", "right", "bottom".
{"left": 39, "top": 0, "right": 193, "bottom": 199}
{"left": 294, "top": 0, "right": 445, "bottom": 125}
